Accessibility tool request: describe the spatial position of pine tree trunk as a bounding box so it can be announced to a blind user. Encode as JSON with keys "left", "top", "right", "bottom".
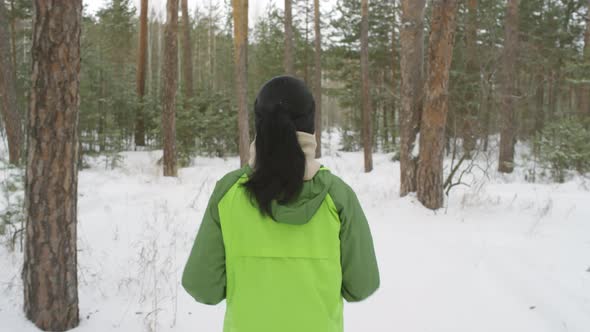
{"left": 534, "top": 71, "right": 545, "bottom": 133}
{"left": 23, "top": 1, "right": 82, "bottom": 330}
{"left": 135, "top": 0, "right": 148, "bottom": 147}
{"left": 284, "top": 0, "right": 295, "bottom": 75}
{"left": 162, "top": 0, "right": 178, "bottom": 177}
{"left": 498, "top": 0, "right": 519, "bottom": 173}
{"left": 579, "top": 0, "right": 590, "bottom": 120}
{"left": 399, "top": 0, "right": 426, "bottom": 195}
{"left": 416, "top": 0, "right": 459, "bottom": 210}
{"left": 462, "top": 0, "right": 478, "bottom": 158}
{"left": 233, "top": 0, "right": 250, "bottom": 166}
{"left": 304, "top": 0, "right": 310, "bottom": 84}
{"left": 9, "top": 0, "right": 16, "bottom": 71}
{"left": 0, "top": 0, "right": 22, "bottom": 165}
{"left": 150, "top": 19, "right": 161, "bottom": 105}
{"left": 181, "top": 0, "right": 194, "bottom": 104}
{"left": 390, "top": 28, "right": 397, "bottom": 147}
{"left": 482, "top": 77, "right": 492, "bottom": 152}
{"left": 313, "top": 0, "right": 322, "bottom": 157}
{"left": 360, "top": 0, "right": 373, "bottom": 172}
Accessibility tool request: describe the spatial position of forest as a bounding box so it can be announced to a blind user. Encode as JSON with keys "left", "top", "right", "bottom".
{"left": 1, "top": 0, "right": 590, "bottom": 331}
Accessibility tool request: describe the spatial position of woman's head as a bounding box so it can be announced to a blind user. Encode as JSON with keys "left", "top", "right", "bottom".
{"left": 244, "top": 76, "right": 316, "bottom": 216}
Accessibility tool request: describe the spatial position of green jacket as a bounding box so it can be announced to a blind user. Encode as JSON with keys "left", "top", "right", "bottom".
{"left": 182, "top": 166, "right": 379, "bottom": 332}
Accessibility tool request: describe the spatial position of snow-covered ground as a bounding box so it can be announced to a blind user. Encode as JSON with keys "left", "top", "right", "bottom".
{"left": 1, "top": 134, "right": 590, "bottom": 332}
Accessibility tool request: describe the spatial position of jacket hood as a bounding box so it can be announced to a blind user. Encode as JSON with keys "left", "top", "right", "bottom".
{"left": 269, "top": 168, "right": 332, "bottom": 225}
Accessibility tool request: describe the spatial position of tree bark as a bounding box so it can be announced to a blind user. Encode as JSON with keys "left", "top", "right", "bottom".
{"left": 399, "top": 0, "right": 426, "bottom": 195}
{"left": 135, "top": 0, "right": 148, "bottom": 147}
{"left": 390, "top": 28, "right": 397, "bottom": 147}
{"left": 584, "top": 0, "right": 590, "bottom": 62}
{"left": 498, "top": 0, "right": 519, "bottom": 173}
{"left": 533, "top": 71, "right": 545, "bottom": 133}
{"left": 0, "top": 0, "right": 22, "bottom": 165}
{"left": 579, "top": 0, "right": 590, "bottom": 119}
{"left": 181, "top": 0, "right": 194, "bottom": 104}
{"left": 462, "top": 0, "right": 478, "bottom": 158}
{"left": 233, "top": 0, "right": 250, "bottom": 166}
{"left": 23, "top": 1, "right": 81, "bottom": 330}
{"left": 416, "top": 0, "right": 459, "bottom": 210}
{"left": 360, "top": 0, "right": 373, "bottom": 172}
{"left": 313, "top": 0, "right": 322, "bottom": 157}
{"left": 9, "top": 0, "right": 16, "bottom": 71}
{"left": 150, "top": 16, "right": 161, "bottom": 103}
{"left": 162, "top": 0, "right": 178, "bottom": 176}
{"left": 284, "top": 0, "right": 295, "bottom": 75}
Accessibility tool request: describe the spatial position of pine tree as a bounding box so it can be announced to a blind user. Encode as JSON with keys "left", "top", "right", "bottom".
{"left": 498, "top": 0, "right": 519, "bottom": 173}
{"left": 23, "top": 1, "right": 81, "bottom": 329}
{"left": 313, "top": 0, "right": 322, "bottom": 157}
{"left": 135, "top": 0, "right": 148, "bottom": 147}
{"left": 181, "top": 0, "right": 194, "bottom": 103}
{"left": 0, "top": 0, "right": 22, "bottom": 164}
{"left": 233, "top": 0, "right": 250, "bottom": 166}
{"left": 162, "top": 0, "right": 179, "bottom": 176}
{"left": 416, "top": 0, "right": 460, "bottom": 209}
{"left": 360, "top": 0, "right": 373, "bottom": 172}
{"left": 284, "top": 0, "right": 295, "bottom": 75}
{"left": 399, "top": 0, "right": 426, "bottom": 195}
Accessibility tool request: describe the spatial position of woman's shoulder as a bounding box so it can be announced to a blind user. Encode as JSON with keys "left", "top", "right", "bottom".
{"left": 315, "top": 167, "right": 357, "bottom": 199}
{"left": 210, "top": 166, "right": 250, "bottom": 201}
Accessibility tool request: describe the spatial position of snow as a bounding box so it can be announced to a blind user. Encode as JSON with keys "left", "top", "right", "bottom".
{"left": 1, "top": 136, "right": 590, "bottom": 332}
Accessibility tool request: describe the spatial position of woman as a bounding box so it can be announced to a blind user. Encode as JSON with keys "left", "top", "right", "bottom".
{"left": 182, "top": 76, "right": 379, "bottom": 332}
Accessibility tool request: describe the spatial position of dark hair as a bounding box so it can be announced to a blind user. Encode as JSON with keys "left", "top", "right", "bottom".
{"left": 244, "top": 76, "right": 315, "bottom": 216}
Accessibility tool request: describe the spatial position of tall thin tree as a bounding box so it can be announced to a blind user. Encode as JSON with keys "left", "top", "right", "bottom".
{"left": 284, "top": 0, "right": 294, "bottom": 75}
{"left": 498, "top": 0, "right": 520, "bottom": 173}
{"left": 162, "top": 0, "right": 179, "bottom": 176}
{"left": 23, "top": 1, "right": 82, "bottom": 330}
{"left": 579, "top": 0, "right": 590, "bottom": 119}
{"left": 233, "top": 0, "right": 250, "bottom": 166}
{"left": 399, "top": 0, "right": 426, "bottom": 195}
{"left": 313, "top": 0, "right": 322, "bottom": 157}
{"left": 462, "top": 0, "right": 478, "bottom": 158}
{"left": 416, "top": 0, "right": 460, "bottom": 210}
{"left": 181, "top": 0, "right": 194, "bottom": 103}
{"left": 135, "top": 0, "right": 148, "bottom": 147}
{"left": 0, "top": 0, "right": 22, "bottom": 164}
{"left": 360, "top": 0, "right": 373, "bottom": 172}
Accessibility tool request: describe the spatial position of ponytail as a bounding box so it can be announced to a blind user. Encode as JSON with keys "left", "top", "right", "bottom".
{"left": 244, "top": 103, "right": 306, "bottom": 216}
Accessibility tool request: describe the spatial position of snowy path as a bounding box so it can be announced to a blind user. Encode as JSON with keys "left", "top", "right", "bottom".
{"left": 1, "top": 148, "right": 590, "bottom": 332}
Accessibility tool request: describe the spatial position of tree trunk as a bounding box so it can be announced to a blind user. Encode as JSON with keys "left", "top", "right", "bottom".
{"left": 534, "top": 71, "right": 545, "bottom": 133}
{"left": 585, "top": 0, "right": 590, "bottom": 61}
{"left": 181, "top": 0, "right": 194, "bottom": 104}
{"left": 135, "top": 0, "right": 148, "bottom": 147}
{"left": 304, "top": 0, "right": 310, "bottom": 84}
{"left": 360, "top": 0, "right": 373, "bottom": 172}
{"left": 498, "top": 0, "right": 519, "bottom": 173}
{"left": 579, "top": 0, "right": 590, "bottom": 119}
{"left": 313, "top": 0, "right": 322, "bottom": 157}
{"left": 0, "top": 0, "right": 22, "bottom": 165}
{"left": 284, "top": 0, "right": 295, "bottom": 75}
{"left": 462, "top": 0, "right": 478, "bottom": 158}
{"left": 23, "top": 1, "right": 81, "bottom": 330}
{"left": 416, "top": 0, "right": 459, "bottom": 210}
{"left": 150, "top": 17, "right": 161, "bottom": 105}
{"left": 482, "top": 76, "right": 493, "bottom": 152}
{"left": 399, "top": 0, "right": 426, "bottom": 195}
{"left": 390, "top": 28, "right": 397, "bottom": 147}
{"left": 162, "top": 0, "right": 178, "bottom": 177}
{"left": 9, "top": 0, "right": 16, "bottom": 71}
{"left": 233, "top": 0, "right": 250, "bottom": 166}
